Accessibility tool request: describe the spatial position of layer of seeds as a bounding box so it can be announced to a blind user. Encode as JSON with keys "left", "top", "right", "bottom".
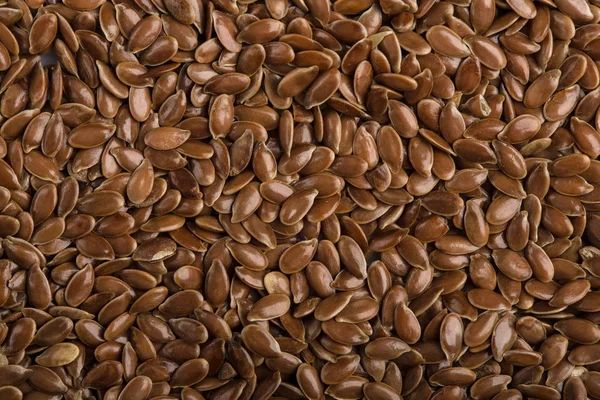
{"left": 0, "top": 0, "right": 599, "bottom": 399}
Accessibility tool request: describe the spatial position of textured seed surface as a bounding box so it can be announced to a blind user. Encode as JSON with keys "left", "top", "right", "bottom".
{"left": 0, "top": 0, "right": 599, "bottom": 398}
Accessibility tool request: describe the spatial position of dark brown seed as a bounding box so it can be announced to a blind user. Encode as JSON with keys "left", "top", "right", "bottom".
{"left": 241, "top": 324, "right": 282, "bottom": 358}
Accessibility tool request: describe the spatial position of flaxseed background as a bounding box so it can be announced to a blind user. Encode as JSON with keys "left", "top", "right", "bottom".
{"left": 0, "top": 0, "right": 598, "bottom": 399}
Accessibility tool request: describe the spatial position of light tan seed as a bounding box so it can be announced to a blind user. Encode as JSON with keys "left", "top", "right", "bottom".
{"left": 36, "top": 343, "right": 80, "bottom": 367}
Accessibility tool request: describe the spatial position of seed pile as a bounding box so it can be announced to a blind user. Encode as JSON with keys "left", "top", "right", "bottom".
{"left": 1, "top": 0, "right": 600, "bottom": 399}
